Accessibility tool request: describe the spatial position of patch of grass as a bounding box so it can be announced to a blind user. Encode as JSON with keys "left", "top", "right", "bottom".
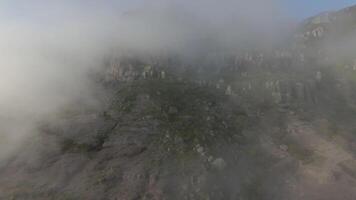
{"left": 242, "top": 176, "right": 264, "bottom": 200}
{"left": 287, "top": 144, "right": 315, "bottom": 164}
{"left": 111, "top": 79, "right": 248, "bottom": 155}
{"left": 60, "top": 139, "right": 93, "bottom": 153}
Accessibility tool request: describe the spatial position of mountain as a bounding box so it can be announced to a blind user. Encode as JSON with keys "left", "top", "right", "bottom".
{"left": 296, "top": 5, "right": 356, "bottom": 48}
{"left": 2, "top": 5, "right": 356, "bottom": 200}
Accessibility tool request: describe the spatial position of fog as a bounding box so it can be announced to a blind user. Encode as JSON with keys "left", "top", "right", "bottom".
{"left": 0, "top": 0, "right": 293, "bottom": 158}
{"left": 4, "top": 1, "right": 356, "bottom": 200}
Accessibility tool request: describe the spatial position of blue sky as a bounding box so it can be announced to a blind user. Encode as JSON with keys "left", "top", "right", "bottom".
{"left": 285, "top": 0, "right": 356, "bottom": 19}
{"left": 1, "top": 1, "right": 356, "bottom": 22}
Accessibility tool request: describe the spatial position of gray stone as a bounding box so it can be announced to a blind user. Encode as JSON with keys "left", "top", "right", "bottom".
{"left": 280, "top": 145, "right": 288, "bottom": 152}
{"left": 168, "top": 106, "right": 178, "bottom": 114}
{"left": 225, "top": 85, "right": 232, "bottom": 95}
{"left": 316, "top": 71, "right": 322, "bottom": 82}
{"left": 211, "top": 158, "right": 227, "bottom": 171}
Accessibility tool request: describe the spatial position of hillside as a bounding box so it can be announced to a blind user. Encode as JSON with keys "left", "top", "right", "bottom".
{"left": 2, "top": 5, "right": 356, "bottom": 200}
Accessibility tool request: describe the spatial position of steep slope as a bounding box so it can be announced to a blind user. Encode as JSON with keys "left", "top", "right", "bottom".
{"left": 0, "top": 79, "right": 252, "bottom": 199}
{"left": 3, "top": 4, "right": 356, "bottom": 200}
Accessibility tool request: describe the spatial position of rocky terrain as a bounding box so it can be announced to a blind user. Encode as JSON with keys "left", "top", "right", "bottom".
{"left": 2, "top": 4, "right": 356, "bottom": 200}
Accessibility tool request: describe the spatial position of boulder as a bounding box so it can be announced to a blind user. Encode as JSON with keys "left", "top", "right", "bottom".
{"left": 211, "top": 158, "right": 227, "bottom": 171}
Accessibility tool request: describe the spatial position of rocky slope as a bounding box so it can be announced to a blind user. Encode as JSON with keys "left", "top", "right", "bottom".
{"left": 2, "top": 5, "right": 356, "bottom": 200}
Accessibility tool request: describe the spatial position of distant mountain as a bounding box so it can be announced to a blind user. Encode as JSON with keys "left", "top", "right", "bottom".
{"left": 295, "top": 5, "right": 356, "bottom": 47}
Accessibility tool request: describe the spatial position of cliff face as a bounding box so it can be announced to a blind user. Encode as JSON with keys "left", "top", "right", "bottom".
{"left": 3, "top": 5, "right": 356, "bottom": 200}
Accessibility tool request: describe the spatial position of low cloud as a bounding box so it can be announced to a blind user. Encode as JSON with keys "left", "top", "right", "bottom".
{"left": 0, "top": 0, "right": 292, "bottom": 158}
